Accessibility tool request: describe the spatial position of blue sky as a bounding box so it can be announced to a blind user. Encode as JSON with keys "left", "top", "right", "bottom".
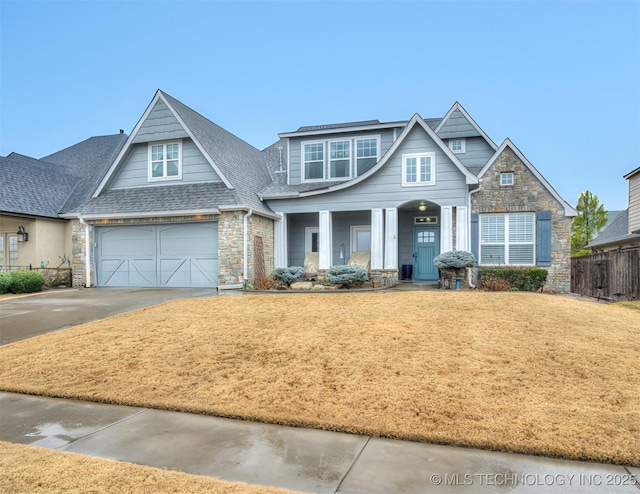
{"left": 1, "top": 0, "right": 638, "bottom": 210}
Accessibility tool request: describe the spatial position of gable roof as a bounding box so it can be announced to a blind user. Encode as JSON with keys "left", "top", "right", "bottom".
{"left": 478, "top": 138, "right": 577, "bottom": 216}
{"left": 93, "top": 90, "right": 273, "bottom": 216}
{"left": 435, "top": 102, "right": 498, "bottom": 150}
{"left": 260, "top": 113, "right": 478, "bottom": 200}
{"left": 586, "top": 209, "right": 640, "bottom": 249}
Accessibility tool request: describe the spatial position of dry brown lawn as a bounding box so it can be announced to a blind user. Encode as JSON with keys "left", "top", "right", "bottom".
{"left": 0, "top": 441, "right": 300, "bottom": 493}
{"left": 1, "top": 291, "right": 638, "bottom": 467}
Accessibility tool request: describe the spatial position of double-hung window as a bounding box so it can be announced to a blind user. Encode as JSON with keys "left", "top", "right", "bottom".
{"left": 480, "top": 213, "right": 535, "bottom": 265}
{"left": 149, "top": 141, "right": 182, "bottom": 181}
{"left": 302, "top": 136, "right": 379, "bottom": 182}
{"left": 402, "top": 152, "right": 435, "bottom": 186}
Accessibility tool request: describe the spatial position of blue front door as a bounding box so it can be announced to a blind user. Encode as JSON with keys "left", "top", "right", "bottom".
{"left": 413, "top": 228, "right": 440, "bottom": 280}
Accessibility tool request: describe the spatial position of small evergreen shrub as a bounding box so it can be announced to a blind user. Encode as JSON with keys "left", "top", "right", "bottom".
{"left": 0, "top": 272, "right": 12, "bottom": 294}
{"left": 478, "top": 268, "right": 548, "bottom": 292}
{"left": 272, "top": 266, "right": 304, "bottom": 287}
{"left": 9, "top": 270, "right": 46, "bottom": 294}
{"left": 433, "top": 250, "right": 476, "bottom": 269}
{"left": 326, "top": 265, "right": 368, "bottom": 288}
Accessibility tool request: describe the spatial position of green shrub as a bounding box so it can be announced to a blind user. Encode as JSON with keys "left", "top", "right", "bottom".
{"left": 478, "top": 268, "right": 547, "bottom": 292}
{"left": 0, "top": 272, "right": 12, "bottom": 294}
{"left": 434, "top": 250, "right": 476, "bottom": 269}
{"left": 9, "top": 270, "right": 46, "bottom": 294}
{"left": 326, "top": 265, "right": 368, "bottom": 288}
{"left": 272, "top": 266, "right": 305, "bottom": 287}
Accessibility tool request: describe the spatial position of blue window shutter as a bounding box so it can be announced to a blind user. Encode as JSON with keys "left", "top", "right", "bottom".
{"left": 471, "top": 213, "right": 479, "bottom": 261}
{"left": 537, "top": 211, "right": 552, "bottom": 266}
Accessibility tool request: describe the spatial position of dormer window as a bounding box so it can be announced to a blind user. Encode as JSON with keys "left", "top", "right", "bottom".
{"left": 449, "top": 138, "right": 466, "bottom": 154}
{"left": 302, "top": 136, "right": 379, "bottom": 182}
{"left": 149, "top": 141, "right": 182, "bottom": 181}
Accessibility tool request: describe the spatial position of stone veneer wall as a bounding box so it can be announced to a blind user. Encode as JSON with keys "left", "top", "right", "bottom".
{"left": 247, "top": 213, "right": 275, "bottom": 283}
{"left": 217, "top": 211, "right": 244, "bottom": 286}
{"left": 471, "top": 147, "right": 573, "bottom": 292}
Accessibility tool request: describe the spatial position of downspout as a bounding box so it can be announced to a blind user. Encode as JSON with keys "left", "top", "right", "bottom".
{"left": 467, "top": 182, "right": 483, "bottom": 288}
{"left": 78, "top": 217, "right": 92, "bottom": 288}
{"left": 243, "top": 209, "right": 253, "bottom": 286}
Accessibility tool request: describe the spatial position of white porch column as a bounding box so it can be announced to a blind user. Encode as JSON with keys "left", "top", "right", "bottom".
{"left": 273, "top": 212, "right": 287, "bottom": 268}
{"left": 456, "top": 206, "right": 469, "bottom": 251}
{"left": 384, "top": 208, "right": 398, "bottom": 269}
{"left": 318, "top": 210, "right": 333, "bottom": 270}
{"left": 370, "top": 208, "right": 384, "bottom": 270}
{"left": 441, "top": 206, "right": 453, "bottom": 253}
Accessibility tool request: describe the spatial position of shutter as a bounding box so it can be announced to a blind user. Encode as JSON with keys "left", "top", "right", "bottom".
{"left": 536, "top": 211, "right": 552, "bottom": 266}
{"left": 471, "top": 213, "right": 479, "bottom": 261}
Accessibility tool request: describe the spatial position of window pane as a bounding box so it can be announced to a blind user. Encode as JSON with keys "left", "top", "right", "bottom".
{"left": 481, "top": 215, "right": 505, "bottom": 243}
{"left": 330, "top": 160, "right": 349, "bottom": 178}
{"left": 330, "top": 141, "right": 350, "bottom": 159}
{"left": 405, "top": 157, "right": 417, "bottom": 182}
{"left": 152, "top": 161, "right": 164, "bottom": 177}
{"left": 311, "top": 232, "right": 318, "bottom": 252}
{"left": 152, "top": 145, "right": 163, "bottom": 161}
{"left": 0, "top": 236, "right": 4, "bottom": 266}
{"left": 305, "top": 143, "right": 323, "bottom": 161}
{"left": 509, "top": 245, "right": 534, "bottom": 264}
{"left": 167, "top": 160, "right": 179, "bottom": 176}
{"left": 305, "top": 161, "right": 323, "bottom": 179}
{"left": 509, "top": 214, "right": 533, "bottom": 242}
{"left": 166, "top": 143, "right": 179, "bottom": 160}
{"left": 480, "top": 245, "right": 505, "bottom": 264}
{"left": 357, "top": 138, "right": 377, "bottom": 157}
{"left": 357, "top": 157, "right": 376, "bottom": 175}
{"left": 420, "top": 156, "right": 431, "bottom": 182}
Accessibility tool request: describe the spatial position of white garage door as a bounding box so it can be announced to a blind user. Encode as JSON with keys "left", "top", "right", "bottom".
{"left": 96, "top": 223, "right": 218, "bottom": 287}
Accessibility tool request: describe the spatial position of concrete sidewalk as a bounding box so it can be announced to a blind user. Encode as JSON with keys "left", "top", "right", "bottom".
{"left": 2, "top": 392, "right": 637, "bottom": 493}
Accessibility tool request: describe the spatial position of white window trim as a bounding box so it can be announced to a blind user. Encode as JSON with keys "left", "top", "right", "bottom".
{"left": 301, "top": 135, "right": 380, "bottom": 183}
{"left": 449, "top": 138, "right": 466, "bottom": 154}
{"left": 148, "top": 140, "right": 183, "bottom": 182}
{"left": 402, "top": 152, "right": 436, "bottom": 187}
{"left": 479, "top": 212, "right": 536, "bottom": 266}
{"left": 500, "top": 172, "right": 515, "bottom": 186}
{"left": 305, "top": 227, "right": 319, "bottom": 253}
{"left": 350, "top": 225, "right": 371, "bottom": 254}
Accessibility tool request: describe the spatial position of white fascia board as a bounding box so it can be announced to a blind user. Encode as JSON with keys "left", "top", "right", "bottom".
{"left": 480, "top": 138, "right": 578, "bottom": 217}
{"left": 435, "top": 102, "right": 498, "bottom": 151}
{"left": 285, "top": 114, "right": 477, "bottom": 198}
{"left": 159, "top": 92, "right": 235, "bottom": 189}
{"left": 278, "top": 121, "right": 408, "bottom": 139}
{"left": 60, "top": 208, "right": 221, "bottom": 220}
{"left": 217, "top": 204, "right": 281, "bottom": 220}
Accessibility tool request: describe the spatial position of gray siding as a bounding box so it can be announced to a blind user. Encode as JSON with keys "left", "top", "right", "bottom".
{"left": 132, "top": 100, "right": 189, "bottom": 143}
{"left": 436, "top": 109, "right": 480, "bottom": 139}
{"left": 270, "top": 126, "right": 468, "bottom": 213}
{"left": 455, "top": 136, "right": 495, "bottom": 171}
{"left": 109, "top": 140, "right": 222, "bottom": 189}
{"left": 288, "top": 129, "right": 398, "bottom": 185}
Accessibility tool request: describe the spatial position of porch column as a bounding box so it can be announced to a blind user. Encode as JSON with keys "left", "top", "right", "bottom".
{"left": 371, "top": 208, "right": 384, "bottom": 270}
{"left": 456, "top": 206, "right": 469, "bottom": 251}
{"left": 441, "top": 206, "right": 453, "bottom": 253}
{"left": 384, "top": 208, "right": 398, "bottom": 269}
{"left": 318, "top": 210, "right": 333, "bottom": 270}
{"left": 273, "top": 212, "right": 287, "bottom": 268}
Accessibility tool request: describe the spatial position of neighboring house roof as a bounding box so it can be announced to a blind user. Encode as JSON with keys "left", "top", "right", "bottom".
{"left": 92, "top": 90, "right": 274, "bottom": 217}
{"left": 623, "top": 166, "right": 640, "bottom": 180}
{"left": 586, "top": 209, "right": 640, "bottom": 249}
{"left": 592, "top": 210, "right": 625, "bottom": 242}
{"left": 478, "top": 138, "right": 578, "bottom": 217}
{"left": 0, "top": 153, "right": 77, "bottom": 219}
{"left": 69, "top": 183, "right": 237, "bottom": 218}
{"left": 42, "top": 134, "right": 128, "bottom": 214}
{"left": 260, "top": 113, "right": 479, "bottom": 200}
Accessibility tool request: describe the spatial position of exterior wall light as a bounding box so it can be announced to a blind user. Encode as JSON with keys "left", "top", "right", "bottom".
{"left": 17, "top": 226, "right": 28, "bottom": 242}
{"left": 418, "top": 202, "right": 427, "bottom": 212}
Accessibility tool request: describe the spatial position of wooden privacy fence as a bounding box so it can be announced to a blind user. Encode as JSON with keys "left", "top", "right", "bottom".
{"left": 571, "top": 247, "right": 640, "bottom": 301}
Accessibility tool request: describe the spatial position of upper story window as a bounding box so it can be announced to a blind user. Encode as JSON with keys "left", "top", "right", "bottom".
{"left": 480, "top": 212, "right": 535, "bottom": 265}
{"left": 149, "top": 141, "right": 182, "bottom": 181}
{"left": 449, "top": 138, "right": 466, "bottom": 154}
{"left": 402, "top": 152, "right": 435, "bottom": 187}
{"left": 500, "top": 172, "right": 514, "bottom": 186}
{"left": 302, "top": 136, "right": 379, "bottom": 182}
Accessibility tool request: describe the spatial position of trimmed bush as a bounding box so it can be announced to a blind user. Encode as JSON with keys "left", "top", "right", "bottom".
{"left": 0, "top": 272, "right": 12, "bottom": 294}
{"left": 272, "top": 266, "right": 305, "bottom": 287}
{"left": 478, "top": 268, "right": 548, "bottom": 292}
{"left": 433, "top": 250, "right": 476, "bottom": 269}
{"left": 326, "top": 265, "right": 368, "bottom": 288}
{"left": 9, "top": 270, "right": 46, "bottom": 294}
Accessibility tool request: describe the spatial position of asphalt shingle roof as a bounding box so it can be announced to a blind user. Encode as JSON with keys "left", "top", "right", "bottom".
{"left": 586, "top": 209, "right": 640, "bottom": 248}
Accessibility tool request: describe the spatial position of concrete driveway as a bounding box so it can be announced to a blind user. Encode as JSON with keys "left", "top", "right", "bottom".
{"left": 0, "top": 287, "right": 219, "bottom": 345}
